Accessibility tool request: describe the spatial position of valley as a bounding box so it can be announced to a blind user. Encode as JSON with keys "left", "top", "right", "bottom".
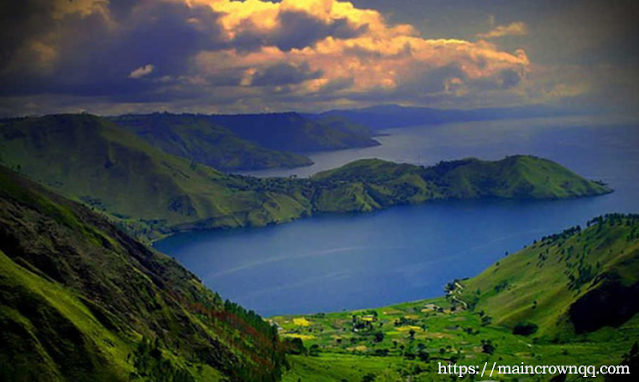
{"left": 0, "top": 112, "right": 637, "bottom": 382}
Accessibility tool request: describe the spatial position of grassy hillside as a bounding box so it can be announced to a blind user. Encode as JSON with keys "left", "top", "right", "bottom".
{"left": 271, "top": 215, "right": 639, "bottom": 381}
{"left": 310, "top": 156, "right": 611, "bottom": 212}
{"left": 0, "top": 165, "right": 287, "bottom": 382}
{"left": 460, "top": 214, "right": 639, "bottom": 338}
{"left": 210, "top": 112, "right": 380, "bottom": 152}
{"left": 110, "top": 113, "right": 313, "bottom": 171}
{"left": 0, "top": 114, "right": 314, "bottom": 240}
{"left": 0, "top": 115, "right": 611, "bottom": 241}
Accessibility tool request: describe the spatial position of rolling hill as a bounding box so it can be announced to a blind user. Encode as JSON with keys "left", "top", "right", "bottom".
{"left": 0, "top": 165, "right": 287, "bottom": 382}
{"left": 310, "top": 156, "right": 611, "bottom": 212}
{"left": 110, "top": 113, "right": 313, "bottom": 171}
{"left": 0, "top": 114, "right": 611, "bottom": 241}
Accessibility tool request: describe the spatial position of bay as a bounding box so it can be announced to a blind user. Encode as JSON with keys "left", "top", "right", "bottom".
{"left": 156, "top": 114, "right": 639, "bottom": 316}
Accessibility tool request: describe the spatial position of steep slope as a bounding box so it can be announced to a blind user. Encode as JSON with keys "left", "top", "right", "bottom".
{"left": 0, "top": 114, "right": 312, "bottom": 239}
{"left": 0, "top": 116, "right": 611, "bottom": 241}
{"left": 210, "top": 112, "right": 380, "bottom": 152}
{"left": 460, "top": 214, "right": 639, "bottom": 338}
{"left": 0, "top": 165, "right": 287, "bottom": 382}
{"left": 110, "top": 113, "right": 313, "bottom": 171}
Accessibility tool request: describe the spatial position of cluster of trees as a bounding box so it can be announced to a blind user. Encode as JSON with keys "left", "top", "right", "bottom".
{"left": 129, "top": 338, "right": 195, "bottom": 382}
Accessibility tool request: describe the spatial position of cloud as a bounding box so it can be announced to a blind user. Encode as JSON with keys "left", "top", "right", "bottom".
{"left": 0, "top": 0, "right": 538, "bottom": 114}
{"left": 477, "top": 22, "right": 528, "bottom": 39}
{"left": 128, "top": 64, "right": 155, "bottom": 79}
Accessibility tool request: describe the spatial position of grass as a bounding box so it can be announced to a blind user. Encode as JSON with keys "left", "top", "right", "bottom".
{"left": 0, "top": 165, "right": 288, "bottom": 381}
{"left": 272, "top": 216, "right": 639, "bottom": 381}
{"left": 0, "top": 115, "right": 611, "bottom": 242}
{"left": 0, "top": 249, "right": 133, "bottom": 381}
{"left": 110, "top": 113, "right": 313, "bottom": 171}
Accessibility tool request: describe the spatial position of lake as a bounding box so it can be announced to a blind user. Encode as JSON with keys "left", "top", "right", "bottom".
{"left": 155, "top": 114, "right": 639, "bottom": 317}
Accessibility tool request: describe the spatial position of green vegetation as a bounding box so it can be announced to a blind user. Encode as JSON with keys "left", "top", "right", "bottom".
{"left": 312, "top": 156, "right": 611, "bottom": 205}
{"left": 110, "top": 113, "right": 313, "bottom": 171}
{"left": 271, "top": 215, "right": 639, "bottom": 381}
{"left": 0, "top": 114, "right": 611, "bottom": 241}
{"left": 0, "top": 114, "right": 312, "bottom": 240}
{"left": 0, "top": 113, "right": 632, "bottom": 381}
{"left": 0, "top": 165, "right": 286, "bottom": 382}
{"left": 209, "top": 112, "right": 380, "bottom": 152}
{"left": 461, "top": 213, "right": 639, "bottom": 338}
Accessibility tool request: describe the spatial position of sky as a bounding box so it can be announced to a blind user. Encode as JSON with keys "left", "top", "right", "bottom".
{"left": 0, "top": 0, "right": 637, "bottom": 116}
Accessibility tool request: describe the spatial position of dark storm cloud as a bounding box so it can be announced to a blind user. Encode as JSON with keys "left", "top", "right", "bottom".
{"left": 0, "top": 1, "right": 57, "bottom": 70}
{"left": 251, "top": 63, "right": 322, "bottom": 87}
{"left": 1, "top": 0, "right": 636, "bottom": 115}
{"left": 0, "top": 0, "right": 227, "bottom": 101}
{"left": 274, "top": 11, "right": 367, "bottom": 51}
{"left": 232, "top": 10, "right": 368, "bottom": 52}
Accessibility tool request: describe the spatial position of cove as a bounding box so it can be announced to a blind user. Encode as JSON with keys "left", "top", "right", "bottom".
{"left": 156, "top": 114, "right": 639, "bottom": 316}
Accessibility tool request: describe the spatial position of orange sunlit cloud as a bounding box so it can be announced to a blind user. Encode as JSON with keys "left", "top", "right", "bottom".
{"left": 185, "top": 0, "right": 530, "bottom": 99}
{"left": 7, "top": 0, "right": 633, "bottom": 115}
{"left": 477, "top": 22, "right": 529, "bottom": 39}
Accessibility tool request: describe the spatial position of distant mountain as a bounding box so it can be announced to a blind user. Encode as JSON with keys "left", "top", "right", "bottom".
{"left": 0, "top": 165, "right": 287, "bottom": 382}
{"left": 461, "top": 214, "right": 639, "bottom": 337}
{"left": 320, "top": 104, "right": 575, "bottom": 130}
{"left": 303, "top": 113, "right": 376, "bottom": 137}
{"left": 0, "top": 115, "right": 611, "bottom": 241}
{"left": 111, "top": 113, "right": 313, "bottom": 171}
{"left": 210, "top": 112, "right": 380, "bottom": 152}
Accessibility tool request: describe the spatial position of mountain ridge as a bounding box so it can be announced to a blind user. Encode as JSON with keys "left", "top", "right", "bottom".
{"left": 0, "top": 114, "right": 611, "bottom": 241}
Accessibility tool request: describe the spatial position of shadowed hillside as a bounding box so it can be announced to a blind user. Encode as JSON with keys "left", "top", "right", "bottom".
{"left": 210, "top": 112, "right": 380, "bottom": 152}
{"left": 0, "top": 165, "right": 287, "bottom": 382}
{"left": 111, "top": 113, "right": 313, "bottom": 171}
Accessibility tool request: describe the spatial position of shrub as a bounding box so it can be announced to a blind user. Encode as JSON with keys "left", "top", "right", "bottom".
{"left": 513, "top": 322, "right": 539, "bottom": 336}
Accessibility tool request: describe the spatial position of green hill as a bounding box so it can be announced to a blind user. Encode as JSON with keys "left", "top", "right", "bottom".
{"left": 0, "top": 115, "right": 611, "bottom": 241}
{"left": 0, "top": 165, "right": 287, "bottom": 382}
{"left": 310, "top": 156, "right": 611, "bottom": 212}
{"left": 110, "top": 113, "right": 313, "bottom": 171}
{"left": 460, "top": 214, "right": 639, "bottom": 337}
{"left": 271, "top": 216, "right": 639, "bottom": 382}
{"left": 210, "top": 112, "right": 380, "bottom": 152}
{"left": 0, "top": 114, "right": 314, "bottom": 240}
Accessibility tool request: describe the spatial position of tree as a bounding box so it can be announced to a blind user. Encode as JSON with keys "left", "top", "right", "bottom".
{"left": 361, "top": 373, "right": 376, "bottom": 382}
{"left": 481, "top": 340, "right": 496, "bottom": 355}
{"left": 418, "top": 349, "right": 430, "bottom": 362}
{"left": 309, "top": 344, "right": 320, "bottom": 357}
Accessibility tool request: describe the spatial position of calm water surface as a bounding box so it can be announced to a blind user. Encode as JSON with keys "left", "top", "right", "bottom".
{"left": 156, "top": 115, "right": 639, "bottom": 316}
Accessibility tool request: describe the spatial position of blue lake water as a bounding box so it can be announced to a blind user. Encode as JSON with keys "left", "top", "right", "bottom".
{"left": 156, "top": 114, "right": 639, "bottom": 317}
